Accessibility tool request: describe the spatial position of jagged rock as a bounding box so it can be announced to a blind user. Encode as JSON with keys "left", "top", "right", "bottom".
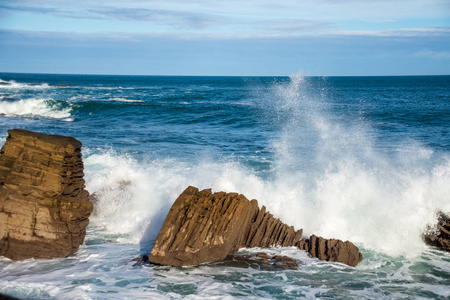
{"left": 271, "top": 255, "right": 299, "bottom": 270}
{"left": 297, "top": 234, "right": 363, "bottom": 267}
{"left": 149, "top": 186, "right": 363, "bottom": 268}
{"left": 218, "top": 252, "right": 299, "bottom": 270}
{"left": 423, "top": 212, "right": 450, "bottom": 252}
{"left": 0, "top": 129, "right": 93, "bottom": 260}
{"left": 132, "top": 255, "right": 150, "bottom": 267}
{"left": 149, "top": 186, "right": 303, "bottom": 266}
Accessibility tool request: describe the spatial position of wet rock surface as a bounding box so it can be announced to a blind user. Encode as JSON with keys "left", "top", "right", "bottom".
{"left": 149, "top": 186, "right": 363, "bottom": 267}
{"left": 0, "top": 129, "right": 93, "bottom": 260}
{"left": 297, "top": 234, "right": 363, "bottom": 267}
{"left": 217, "top": 252, "right": 299, "bottom": 270}
{"left": 149, "top": 186, "right": 302, "bottom": 267}
{"left": 424, "top": 212, "right": 450, "bottom": 252}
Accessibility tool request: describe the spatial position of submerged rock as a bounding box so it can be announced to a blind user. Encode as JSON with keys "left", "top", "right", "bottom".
{"left": 149, "top": 186, "right": 302, "bottom": 267}
{"left": 149, "top": 186, "right": 363, "bottom": 267}
{"left": 297, "top": 234, "right": 363, "bottom": 267}
{"left": 423, "top": 212, "right": 450, "bottom": 252}
{"left": 0, "top": 129, "right": 93, "bottom": 260}
{"left": 218, "top": 252, "right": 299, "bottom": 270}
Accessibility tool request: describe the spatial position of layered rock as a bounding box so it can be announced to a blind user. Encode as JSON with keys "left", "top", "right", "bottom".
{"left": 149, "top": 186, "right": 363, "bottom": 267}
{"left": 297, "top": 234, "right": 363, "bottom": 267}
{"left": 423, "top": 212, "right": 450, "bottom": 252}
{"left": 218, "top": 252, "right": 299, "bottom": 270}
{"left": 0, "top": 129, "right": 93, "bottom": 260}
{"left": 149, "top": 186, "right": 302, "bottom": 266}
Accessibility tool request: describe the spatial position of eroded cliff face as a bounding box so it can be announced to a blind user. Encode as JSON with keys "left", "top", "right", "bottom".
{"left": 0, "top": 129, "right": 93, "bottom": 260}
{"left": 149, "top": 186, "right": 363, "bottom": 267}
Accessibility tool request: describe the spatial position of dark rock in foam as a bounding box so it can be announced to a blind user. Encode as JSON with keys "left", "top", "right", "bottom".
{"left": 423, "top": 212, "right": 450, "bottom": 252}
{"left": 218, "top": 252, "right": 299, "bottom": 270}
{"left": 149, "top": 186, "right": 363, "bottom": 267}
{"left": 0, "top": 129, "right": 93, "bottom": 260}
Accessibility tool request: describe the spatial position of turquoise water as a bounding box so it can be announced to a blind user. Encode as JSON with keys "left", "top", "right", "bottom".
{"left": 0, "top": 73, "right": 449, "bottom": 299}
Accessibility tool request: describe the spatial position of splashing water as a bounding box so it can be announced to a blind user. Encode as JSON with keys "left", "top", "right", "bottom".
{"left": 0, "top": 78, "right": 50, "bottom": 90}
{"left": 258, "top": 74, "right": 450, "bottom": 256}
{"left": 0, "top": 98, "right": 71, "bottom": 119}
{"left": 85, "top": 74, "right": 450, "bottom": 257}
{"left": 1, "top": 73, "right": 449, "bottom": 299}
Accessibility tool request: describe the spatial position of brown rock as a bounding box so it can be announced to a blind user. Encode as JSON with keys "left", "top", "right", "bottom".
{"left": 0, "top": 129, "right": 93, "bottom": 260}
{"left": 423, "top": 212, "right": 450, "bottom": 252}
{"left": 218, "top": 252, "right": 299, "bottom": 270}
{"left": 256, "top": 251, "right": 270, "bottom": 261}
{"left": 296, "top": 234, "right": 363, "bottom": 267}
{"left": 149, "top": 186, "right": 303, "bottom": 266}
{"left": 149, "top": 186, "right": 363, "bottom": 268}
{"left": 271, "top": 255, "right": 299, "bottom": 270}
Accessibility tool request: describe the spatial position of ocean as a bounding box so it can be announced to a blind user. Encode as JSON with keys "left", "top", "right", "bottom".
{"left": 0, "top": 73, "right": 449, "bottom": 299}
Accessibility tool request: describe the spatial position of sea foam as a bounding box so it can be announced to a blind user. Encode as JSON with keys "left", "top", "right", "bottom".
{"left": 0, "top": 79, "right": 50, "bottom": 90}
{"left": 83, "top": 74, "right": 450, "bottom": 257}
{"left": 0, "top": 98, "right": 71, "bottom": 119}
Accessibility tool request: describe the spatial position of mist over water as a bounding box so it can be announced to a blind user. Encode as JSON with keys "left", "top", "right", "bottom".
{"left": 263, "top": 75, "right": 450, "bottom": 256}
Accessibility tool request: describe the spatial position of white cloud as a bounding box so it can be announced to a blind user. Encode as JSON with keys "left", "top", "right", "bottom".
{"left": 334, "top": 26, "right": 450, "bottom": 38}
{"left": 1, "top": 0, "right": 449, "bottom": 38}
{"left": 3, "top": 0, "right": 449, "bottom": 23}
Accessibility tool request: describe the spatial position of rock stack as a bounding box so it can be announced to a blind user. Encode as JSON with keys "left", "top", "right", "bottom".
{"left": 149, "top": 186, "right": 363, "bottom": 267}
{"left": 149, "top": 186, "right": 302, "bottom": 266}
{"left": 0, "top": 129, "right": 93, "bottom": 260}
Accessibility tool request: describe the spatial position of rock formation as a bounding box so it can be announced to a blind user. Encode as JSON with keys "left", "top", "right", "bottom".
{"left": 297, "top": 235, "right": 362, "bottom": 267}
{"left": 0, "top": 129, "right": 93, "bottom": 260}
{"left": 149, "top": 186, "right": 302, "bottom": 267}
{"left": 218, "top": 252, "right": 299, "bottom": 270}
{"left": 423, "top": 212, "right": 450, "bottom": 252}
{"left": 149, "top": 186, "right": 363, "bottom": 267}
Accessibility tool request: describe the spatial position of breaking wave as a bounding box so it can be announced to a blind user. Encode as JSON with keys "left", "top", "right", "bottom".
{"left": 0, "top": 98, "right": 72, "bottom": 119}
{"left": 0, "top": 78, "right": 50, "bottom": 90}
{"left": 84, "top": 74, "right": 450, "bottom": 257}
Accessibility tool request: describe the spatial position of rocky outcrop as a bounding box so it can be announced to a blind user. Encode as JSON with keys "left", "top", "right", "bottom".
{"left": 0, "top": 129, "right": 93, "bottom": 260}
{"left": 424, "top": 212, "right": 450, "bottom": 252}
{"left": 149, "top": 186, "right": 302, "bottom": 267}
{"left": 297, "top": 234, "right": 363, "bottom": 267}
{"left": 218, "top": 252, "right": 299, "bottom": 270}
{"left": 149, "top": 186, "right": 363, "bottom": 267}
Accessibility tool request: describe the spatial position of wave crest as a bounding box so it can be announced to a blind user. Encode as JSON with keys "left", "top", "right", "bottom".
{"left": 82, "top": 74, "right": 450, "bottom": 257}
{"left": 0, "top": 98, "right": 72, "bottom": 119}
{"left": 0, "top": 78, "right": 50, "bottom": 90}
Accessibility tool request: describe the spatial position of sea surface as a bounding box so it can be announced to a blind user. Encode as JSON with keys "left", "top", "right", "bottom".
{"left": 0, "top": 73, "right": 449, "bottom": 299}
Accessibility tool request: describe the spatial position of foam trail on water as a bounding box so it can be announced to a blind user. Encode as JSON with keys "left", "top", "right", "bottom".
{"left": 0, "top": 98, "right": 71, "bottom": 119}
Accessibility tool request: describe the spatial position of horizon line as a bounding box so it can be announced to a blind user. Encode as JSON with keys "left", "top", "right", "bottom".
{"left": 0, "top": 71, "right": 449, "bottom": 78}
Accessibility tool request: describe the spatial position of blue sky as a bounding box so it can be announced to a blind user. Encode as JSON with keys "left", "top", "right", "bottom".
{"left": 0, "top": 0, "right": 449, "bottom": 76}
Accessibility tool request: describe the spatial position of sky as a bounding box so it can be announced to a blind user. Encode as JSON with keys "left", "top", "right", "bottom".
{"left": 0, "top": 0, "right": 449, "bottom": 76}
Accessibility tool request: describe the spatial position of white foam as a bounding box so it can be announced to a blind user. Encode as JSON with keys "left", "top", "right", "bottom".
{"left": 110, "top": 97, "right": 143, "bottom": 103}
{"left": 83, "top": 149, "right": 270, "bottom": 246}
{"left": 255, "top": 74, "right": 450, "bottom": 257}
{"left": 0, "top": 98, "right": 71, "bottom": 119}
{"left": 0, "top": 78, "right": 50, "bottom": 90}
{"left": 83, "top": 74, "right": 450, "bottom": 258}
